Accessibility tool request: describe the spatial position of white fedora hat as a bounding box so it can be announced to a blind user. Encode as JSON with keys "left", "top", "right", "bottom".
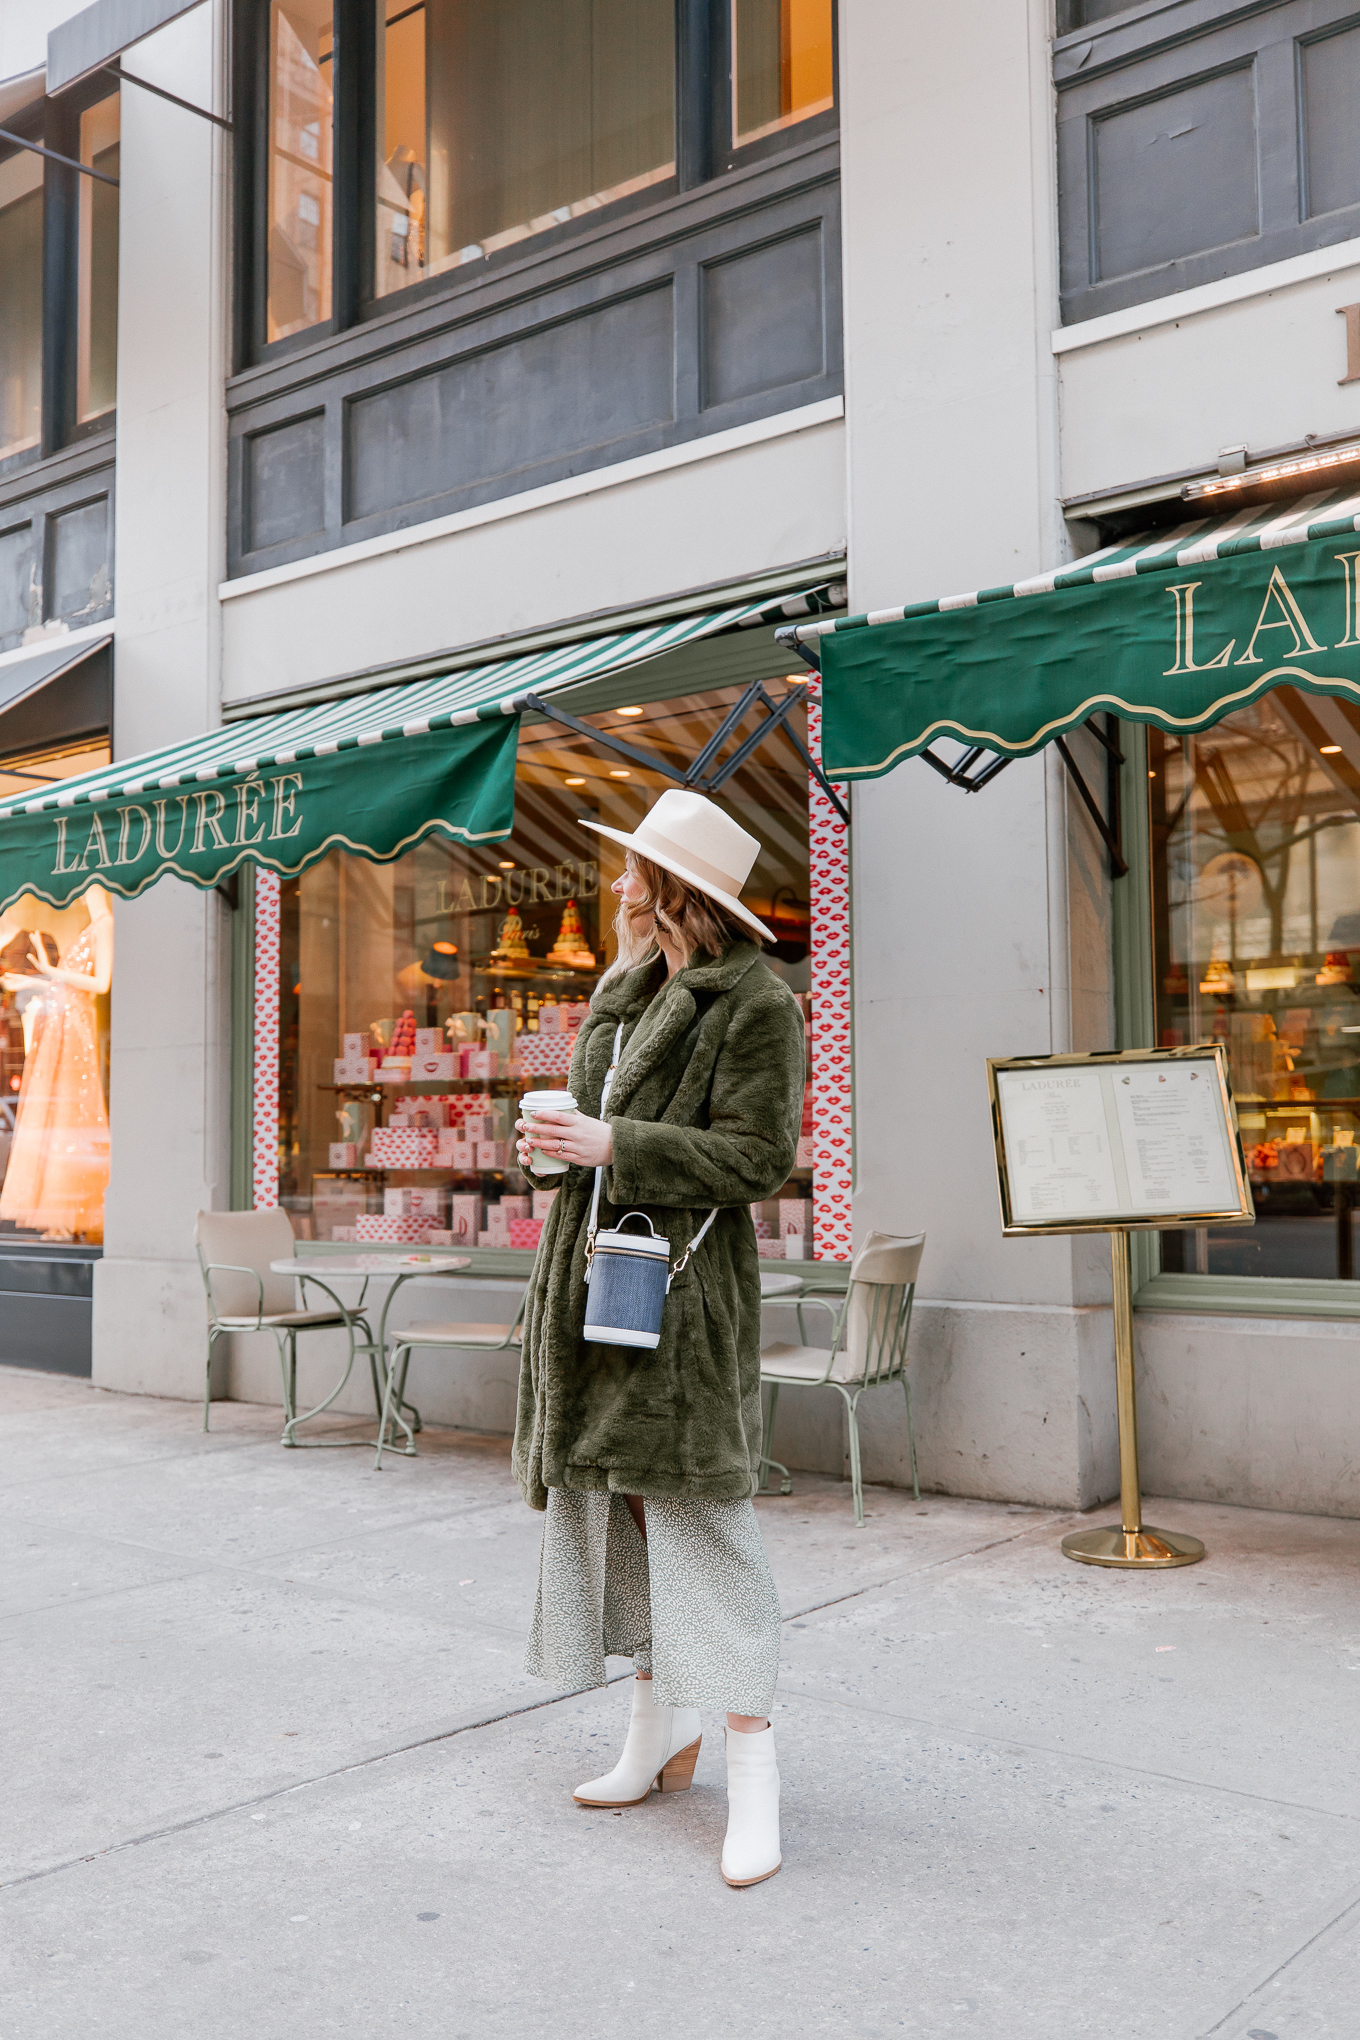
{"left": 582, "top": 789, "right": 773, "bottom": 943}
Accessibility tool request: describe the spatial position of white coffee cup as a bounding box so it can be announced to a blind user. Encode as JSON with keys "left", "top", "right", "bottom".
{"left": 520, "top": 1090, "right": 578, "bottom": 1174}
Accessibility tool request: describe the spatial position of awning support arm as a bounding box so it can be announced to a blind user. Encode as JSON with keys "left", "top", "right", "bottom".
{"left": 100, "top": 61, "right": 234, "bottom": 133}
{"left": 519, "top": 680, "right": 851, "bottom": 827}
{"left": 1055, "top": 717, "right": 1127, "bottom": 879}
{"left": 0, "top": 125, "right": 119, "bottom": 184}
{"left": 918, "top": 745, "right": 1013, "bottom": 792}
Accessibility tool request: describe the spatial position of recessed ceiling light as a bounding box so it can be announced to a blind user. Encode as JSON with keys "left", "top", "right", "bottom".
{"left": 499, "top": 860, "right": 515, "bottom": 869}
{"left": 565, "top": 776, "right": 585, "bottom": 786}
{"left": 617, "top": 706, "right": 643, "bottom": 717}
{"left": 1321, "top": 744, "right": 1342, "bottom": 754}
{"left": 609, "top": 769, "right": 631, "bottom": 778}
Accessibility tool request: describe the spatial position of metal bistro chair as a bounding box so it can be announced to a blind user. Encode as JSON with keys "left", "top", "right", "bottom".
{"left": 375, "top": 1296, "right": 528, "bottom": 1469}
{"left": 195, "top": 1208, "right": 381, "bottom": 1447}
{"left": 759, "top": 1230, "right": 925, "bottom": 1526}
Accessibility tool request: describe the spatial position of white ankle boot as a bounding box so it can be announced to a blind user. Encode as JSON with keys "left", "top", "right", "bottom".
{"left": 573, "top": 1678, "right": 702, "bottom": 1807}
{"left": 721, "top": 1725, "right": 781, "bottom": 1886}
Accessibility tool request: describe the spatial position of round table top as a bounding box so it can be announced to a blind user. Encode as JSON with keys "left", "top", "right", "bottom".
{"left": 270, "top": 1254, "right": 471, "bottom": 1277}
{"left": 759, "top": 1272, "right": 804, "bottom": 1297}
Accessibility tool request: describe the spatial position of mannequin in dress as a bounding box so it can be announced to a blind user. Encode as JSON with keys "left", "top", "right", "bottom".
{"left": 0, "top": 884, "right": 112, "bottom": 1242}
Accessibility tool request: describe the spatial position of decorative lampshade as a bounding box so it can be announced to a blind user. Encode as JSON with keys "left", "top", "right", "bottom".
{"left": 422, "top": 939, "right": 460, "bottom": 979}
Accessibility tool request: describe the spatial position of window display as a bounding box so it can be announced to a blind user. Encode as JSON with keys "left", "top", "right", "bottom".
{"left": 0, "top": 882, "right": 111, "bottom": 1244}
{"left": 1150, "top": 688, "right": 1360, "bottom": 1278}
{"left": 271, "top": 683, "right": 820, "bottom": 1256}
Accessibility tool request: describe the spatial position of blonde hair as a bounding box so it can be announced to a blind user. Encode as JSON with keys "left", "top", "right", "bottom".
{"left": 603, "top": 852, "right": 762, "bottom": 981}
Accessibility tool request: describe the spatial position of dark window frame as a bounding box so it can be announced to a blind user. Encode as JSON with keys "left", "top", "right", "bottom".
{"left": 0, "top": 73, "right": 120, "bottom": 481}
{"left": 233, "top": 0, "right": 839, "bottom": 373}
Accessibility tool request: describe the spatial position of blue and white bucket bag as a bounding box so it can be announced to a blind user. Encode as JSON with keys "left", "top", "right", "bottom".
{"left": 583, "top": 1022, "right": 717, "bottom": 1350}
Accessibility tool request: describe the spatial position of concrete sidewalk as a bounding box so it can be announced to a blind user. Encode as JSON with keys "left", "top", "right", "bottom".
{"left": 0, "top": 1370, "right": 1355, "bottom": 2039}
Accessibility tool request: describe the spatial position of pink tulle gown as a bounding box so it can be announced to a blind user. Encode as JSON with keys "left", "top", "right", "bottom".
{"left": 0, "top": 924, "right": 109, "bottom": 1240}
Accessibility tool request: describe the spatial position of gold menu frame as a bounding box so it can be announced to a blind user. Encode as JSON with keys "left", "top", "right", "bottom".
{"left": 986, "top": 1043, "right": 1254, "bottom": 1237}
{"left": 985, "top": 1043, "right": 1255, "bottom": 1572}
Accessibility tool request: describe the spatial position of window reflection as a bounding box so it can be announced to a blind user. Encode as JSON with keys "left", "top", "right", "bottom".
{"left": 374, "top": 0, "right": 675, "bottom": 301}
{"left": 0, "top": 147, "right": 43, "bottom": 462}
{"left": 267, "top": 0, "right": 333, "bottom": 340}
{"left": 1151, "top": 693, "right": 1360, "bottom": 1278}
{"left": 77, "top": 95, "right": 120, "bottom": 425}
{"left": 732, "top": 0, "right": 834, "bottom": 148}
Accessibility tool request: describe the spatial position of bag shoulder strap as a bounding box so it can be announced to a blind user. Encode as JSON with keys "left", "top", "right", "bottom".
{"left": 586, "top": 1019, "right": 718, "bottom": 1279}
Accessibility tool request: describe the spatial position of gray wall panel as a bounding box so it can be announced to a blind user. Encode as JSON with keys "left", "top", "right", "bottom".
{"left": 701, "top": 226, "right": 824, "bottom": 408}
{"left": 0, "top": 522, "right": 36, "bottom": 654}
{"left": 245, "top": 411, "right": 325, "bottom": 553}
{"left": 47, "top": 499, "right": 111, "bottom": 626}
{"left": 1057, "top": 0, "right": 1360, "bottom": 323}
{"left": 0, "top": 437, "right": 115, "bottom": 646}
{"left": 346, "top": 285, "right": 675, "bottom": 524}
{"left": 1300, "top": 21, "right": 1360, "bottom": 218}
{"left": 1093, "top": 65, "right": 1260, "bottom": 280}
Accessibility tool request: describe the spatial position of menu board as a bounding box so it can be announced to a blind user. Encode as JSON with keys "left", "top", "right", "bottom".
{"left": 989, "top": 1049, "right": 1251, "bottom": 1233}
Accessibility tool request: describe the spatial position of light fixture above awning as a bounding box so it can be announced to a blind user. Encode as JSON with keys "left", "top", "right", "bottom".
{"left": 0, "top": 590, "right": 838, "bottom": 914}
{"left": 789, "top": 486, "right": 1360, "bottom": 785}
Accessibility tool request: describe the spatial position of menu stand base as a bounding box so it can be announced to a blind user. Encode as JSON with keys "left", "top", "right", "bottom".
{"left": 1061, "top": 1524, "right": 1205, "bottom": 1568}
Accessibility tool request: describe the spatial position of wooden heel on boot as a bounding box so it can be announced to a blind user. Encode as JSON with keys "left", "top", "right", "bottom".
{"left": 658, "top": 1736, "right": 701, "bottom": 1793}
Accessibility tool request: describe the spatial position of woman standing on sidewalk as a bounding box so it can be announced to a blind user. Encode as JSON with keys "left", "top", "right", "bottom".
{"left": 512, "top": 789, "right": 805, "bottom": 1887}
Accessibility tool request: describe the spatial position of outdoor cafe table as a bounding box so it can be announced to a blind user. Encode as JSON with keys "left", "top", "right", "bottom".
{"left": 269, "top": 1253, "right": 470, "bottom": 1444}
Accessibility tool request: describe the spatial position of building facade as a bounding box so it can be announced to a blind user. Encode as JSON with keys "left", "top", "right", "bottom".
{"left": 1, "top": 0, "right": 1358, "bottom": 1519}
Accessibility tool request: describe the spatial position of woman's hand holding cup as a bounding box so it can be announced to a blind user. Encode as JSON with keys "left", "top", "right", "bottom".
{"left": 517, "top": 1089, "right": 613, "bottom": 1173}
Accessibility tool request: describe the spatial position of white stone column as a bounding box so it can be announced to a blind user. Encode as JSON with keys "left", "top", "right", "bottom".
{"left": 92, "top": 2, "right": 232, "bottom": 1398}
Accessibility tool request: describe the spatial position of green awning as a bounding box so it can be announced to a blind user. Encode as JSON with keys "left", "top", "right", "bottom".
{"left": 0, "top": 590, "right": 831, "bottom": 913}
{"left": 803, "top": 487, "right": 1360, "bottom": 781}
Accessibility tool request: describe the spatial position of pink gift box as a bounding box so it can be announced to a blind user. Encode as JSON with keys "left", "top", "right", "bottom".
{"left": 476, "top": 1140, "right": 508, "bottom": 1170}
{"left": 411, "top": 1054, "right": 457, "bottom": 1081}
{"left": 509, "top": 1218, "right": 544, "bottom": 1249}
{"left": 369, "top": 1128, "right": 437, "bottom": 1167}
{"left": 356, "top": 1214, "right": 428, "bottom": 1243}
{"left": 500, "top": 1195, "right": 530, "bottom": 1220}
{"left": 757, "top": 1238, "right": 790, "bottom": 1259}
{"left": 414, "top": 1028, "right": 443, "bottom": 1055}
{"left": 342, "top": 1034, "right": 371, "bottom": 1058}
{"left": 447, "top": 1141, "right": 478, "bottom": 1172}
{"left": 464, "top": 1048, "right": 496, "bottom": 1080}
{"left": 329, "top": 1142, "right": 358, "bottom": 1169}
{"left": 531, "top": 1189, "right": 557, "bottom": 1220}
{"left": 449, "top": 1194, "right": 483, "bottom": 1242}
{"left": 517, "top": 1033, "right": 574, "bottom": 1076}
{"left": 330, "top": 1225, "right": 357, "bottom": 1242}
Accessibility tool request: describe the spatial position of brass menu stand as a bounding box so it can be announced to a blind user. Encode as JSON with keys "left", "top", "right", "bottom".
{"left": 987, "top": 1045, "right": 1254, "bottom": 1576}
{"left": 1060, "top": 1228, "right": 1205, "bottom": 1569}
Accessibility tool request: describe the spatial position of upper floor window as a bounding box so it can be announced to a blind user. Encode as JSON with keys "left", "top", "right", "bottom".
{"left": 0, "top": 147, "right": 44, "bottom": 463}
{"left": 733, "top": 0, "right": 834, "bottom": 147}
{"left": 242, "top": 0, "right": 837, "bottom": 358}
{"left": 77, "top": 96, "right": 120, "bottom": 427}
{"left": 267, "top": 0, "right": 334, "bottom": 340}
{"left": 0, "top": 81, "right": 120, "bottom": 471}
{"left": 374, "top": 0, "right": 675, "bottom": 300}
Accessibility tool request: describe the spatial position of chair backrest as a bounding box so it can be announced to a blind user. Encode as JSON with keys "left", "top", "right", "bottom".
{"left": 195, "top": 1207, "right": 297, "bottom": 1319}
{"left": 829, "top": 1230, "right": 925, "bottom": 1384}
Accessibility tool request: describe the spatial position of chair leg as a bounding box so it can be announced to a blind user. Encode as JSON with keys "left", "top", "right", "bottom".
{"left": 374, "top": 1342, "right": 403, "bottom": 1470}
{"left": 277, "top": 1331, "right": 296, "bottom": 1446}
{"left": 203, "top": 1330, "right": 215, "bottom": 1432}
{"left": 758, "top": 1382, "right": 780, "bottom": 1493}
{"left": 903, "top": 1374, "right": 920, "bottom": 1502}
{"left": 846, "top": 1390, "right": 865, "bottom": 1527}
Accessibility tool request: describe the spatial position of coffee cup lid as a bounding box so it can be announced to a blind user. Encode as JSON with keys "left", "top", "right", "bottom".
{"left": 521, "top": 1090, "right": 577, "bottom": 1107}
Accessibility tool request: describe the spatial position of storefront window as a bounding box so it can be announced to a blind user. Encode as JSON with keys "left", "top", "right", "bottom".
{"left": 77, "top": 94, "right": 120, "bottom": 425}
{"left": 267, "top": 0, "right": 334, "bottom": 340}
{"left": 0, "top": 146, "right": 43, "bottom": 463}
{"left": 272, "top": 685, "right": 818, "bottom": 1257}
{"left": 0, "top": 739, "right": 114, "bottom": 1247}
{"left": 373, "top": 0, "right": 674, "bottom": 300}
{"left": 732, "top": 0, "right": 834, "bottom": 148}
{"left": 1150, "top": 690, "right": 1360, "bottom": 1278}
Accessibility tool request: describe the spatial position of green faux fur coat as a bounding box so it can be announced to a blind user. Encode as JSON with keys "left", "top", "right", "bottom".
{"left": 512, "top": 940, "right": 805, "bottom": 1510}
